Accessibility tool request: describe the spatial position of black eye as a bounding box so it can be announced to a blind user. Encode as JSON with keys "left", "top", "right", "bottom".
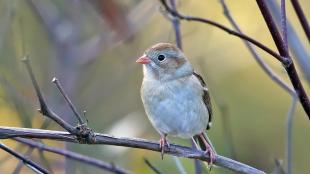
{"left": 157, "top": 54, "right": 166, "bottom": 61}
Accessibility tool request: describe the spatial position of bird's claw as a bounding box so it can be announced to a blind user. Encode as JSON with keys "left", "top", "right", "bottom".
{"left": 204, "top": 145, "right": 216, "bottom": 170}
{"left": 159, "top": 136, "right": 170, "bottom": 160}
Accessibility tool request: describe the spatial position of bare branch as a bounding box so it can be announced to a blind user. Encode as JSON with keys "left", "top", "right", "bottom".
{"left": 158, "top": 0, "right": 286, "bottom": 63}
{"left": 0, "top": 126, "right": 265, "bottom": 174}
{"left": 280, "top": 0, "right": 288, "bottom": 50}
{"left": 256, "top": 0, "right": 310, "bottom": 119}
{"left": 21, "top": 57, "right": 76, "bottom": 133}
{"left": 172, "top": 156, "right": 187, "bottom": 174}
{"left": 286, "top": 96, "right": 297, "bottom": 174}
{"left": 169, "top": 0, "right": 182, "bottom": 49}
{"left": 0, "top": 142, "right": 49, "bottom": 174}
{"left": 52, "top": 77, "right": 84, "bottom": 125}
{"left": 14, "top": 138, "right": 130, "bottom": 174}
{"left": 144, "top": 158, "right": 162, "bottom": 174}
{"left": 219, "top": 0, "right": 294, "bottom": 96}
{"left": 12, "top": 147, "right": 35, "bottom": 174}
{"left": 290, "top": 0, "right": 310, "bottom": 41}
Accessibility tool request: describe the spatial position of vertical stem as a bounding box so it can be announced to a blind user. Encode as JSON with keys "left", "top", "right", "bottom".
{"left": 169, "top": 0, "right": 182, "bottom": 50}
{"left": 280, "top": 0, "right": 288, "bottom": 50}
{"left": 286, "top": 96, "right": 297, "bottom": 174}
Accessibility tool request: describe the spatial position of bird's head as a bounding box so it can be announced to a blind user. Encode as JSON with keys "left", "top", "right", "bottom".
{"left": 136, "top": 43, "right": 193, "bottom": 81}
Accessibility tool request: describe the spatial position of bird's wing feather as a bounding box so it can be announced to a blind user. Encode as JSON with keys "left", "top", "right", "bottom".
{"left": 192, "top": 72, "right": 212, "bottom": 130}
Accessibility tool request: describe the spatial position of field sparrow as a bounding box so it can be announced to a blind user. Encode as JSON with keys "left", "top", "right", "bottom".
{"left": 136, "top": 43, "right": 215, "bottom": 164}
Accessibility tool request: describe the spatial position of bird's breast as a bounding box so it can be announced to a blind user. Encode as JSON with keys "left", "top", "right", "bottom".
{"left": 141, "top": 77, "right": 208, "bottom": 138}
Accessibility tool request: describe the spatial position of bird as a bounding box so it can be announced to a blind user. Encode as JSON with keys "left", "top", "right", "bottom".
{"left": 136, "top": 43, "right": 215, "bottom": 164}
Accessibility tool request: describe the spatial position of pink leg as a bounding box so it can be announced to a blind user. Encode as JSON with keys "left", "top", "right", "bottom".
{"left": 199, "top": 133, "right": 215, "bottom": 167}
{"left": 159, "top": 134, "right": 169, "bottom": 159}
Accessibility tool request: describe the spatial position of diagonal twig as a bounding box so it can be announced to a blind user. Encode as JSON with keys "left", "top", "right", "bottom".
{"left": 144, "top": 158, "right": 162, "bottom": 174}
{"left": 290, "top": 0, "right": 310, "bottom": 42}
{"left": 0, "top": 142, "right": 49, "bottom": 174}
{"left": 52, "top": 77, "right": 84, "bottom": 125}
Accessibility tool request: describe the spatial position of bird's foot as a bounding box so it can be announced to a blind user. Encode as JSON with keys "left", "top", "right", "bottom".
{"left": 159, "top": 135, "right": 170, "bottom": 160}
{"left": 204, "top": 144, "right": 216, "bottom": 169}
{"left": 199, "top": 133, "right": 216, "bottom": 169}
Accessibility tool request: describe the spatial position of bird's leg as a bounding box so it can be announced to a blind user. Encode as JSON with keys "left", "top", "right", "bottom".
{"left": 199, "top": 133, "right": 216, "bottom": 166}
{"left": 159, "top": 134, "right": 169, "bottom": 159}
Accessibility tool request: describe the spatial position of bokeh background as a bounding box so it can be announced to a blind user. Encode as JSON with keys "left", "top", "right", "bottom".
{"left": 0, "top": 0, "right": 309, "bottom": 173}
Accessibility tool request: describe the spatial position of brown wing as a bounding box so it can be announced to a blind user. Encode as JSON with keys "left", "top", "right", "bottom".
{"left": 193, "top": 72, "right": 212, "bottom": 130}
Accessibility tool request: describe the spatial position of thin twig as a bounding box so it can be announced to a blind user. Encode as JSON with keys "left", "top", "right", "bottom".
{"left": 14, "top": 138, "right": 130, "bottom": 174}
{"left": 290, "top": 0, "right": 310, "bottom": 42}
{"left": 191, "top": 141, "right": 202, "bottom": 174}
{"left": 52, "top": 77, "right": 84, "bottom": 125}
{"left": 12, "top": 147, "right": 35, "bottom": 174}
{"left": 161, "top": 0, "right": 310, "bottom": 118}
{"left": 12, "top": 120, "right": 54, "bottom": 174}
{"left": 172, "top": 156, "right": 187, "bottom": 174}
{"left": 21, "top": 57, "right": 76, "bottom": 133}
{"left": 266, "top": 0, "right": 310, "bottom": 84}
{"left": 0, "top": 142, "right": 49, "bottom": 174}
{"left": 286, "top": 96, "right": 297, "bottom": 174}
{"left": 158, "top": 0, "right": 286, "bottom": 63}
{"left": 169, "top": 0, "right": 182, "bottom": 49}
{"left": 219, "top": 0, "right": 294, "bottom": 96}
{"left": 0, "top": 126, "right": 266, "bottom": 174}
{"left": 144, "top": 158, "right": 162, "bottom": 174}
{"left": 256, "top": 0, "right": 310, "bottom": 119}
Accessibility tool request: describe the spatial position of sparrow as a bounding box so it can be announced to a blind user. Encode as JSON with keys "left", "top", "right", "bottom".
{"left": 136, "top": 43, "right": 215, "bottom": 164}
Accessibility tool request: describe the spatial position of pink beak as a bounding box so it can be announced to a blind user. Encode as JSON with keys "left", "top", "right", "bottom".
{"left": 136, "top": 55, "right": 151, "bottom": 64}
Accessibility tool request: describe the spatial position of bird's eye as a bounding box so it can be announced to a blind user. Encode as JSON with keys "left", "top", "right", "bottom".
{"left": 157, "top": 54, "right": 166, "bottom": 61}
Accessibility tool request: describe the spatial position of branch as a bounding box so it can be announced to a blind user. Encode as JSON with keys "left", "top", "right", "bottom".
{"left": 256, "top": 0, "right": 310, "bottom": 119}
{"left": 169, "top": 0, "right": 182, "bottom": 49}
{"left": 52, "top": 77, "right": 84, "bottom": 125}
{"left": 280, "top": 0, "right": 288, "bottom": 50}
{"left": 0, "top": 142, "right": 49, "bottom": 174}
{"left": 22, "top": 57, "right": 76, "bottom": 133}
{"left": 12, "top": 147, "right": 36, "bottom": 174}
{"left": 290, "top": 0, "right": 310, "bottom": 42}
{"left": 14, "top": 138, "right": 130, "bottom": 174}
{"left": 144, "top": 158, "right": 162, "bottom": 174}
{"left": 158, "top": 0, "right": 286, "bottom": 63}
{"left": 219, "top": 0, "right": 294, "bottom": 96}
{"left": 0, "top": 126, "right": 265, "bottom": 174}
{"left": 286, "top": 96, "right": 297, "bottom": 174}
{"left": 159, "top": 0, "right": 310, "bottom": 118}
{"left": 19, "top": 56, "right": 265, "bottom": 173}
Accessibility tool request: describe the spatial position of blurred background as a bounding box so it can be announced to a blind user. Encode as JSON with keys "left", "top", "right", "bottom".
{"left": 0, "top": 0, "right": 309, "bottom": 173}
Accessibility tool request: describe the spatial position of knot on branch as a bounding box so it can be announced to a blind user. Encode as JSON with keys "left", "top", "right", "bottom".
{"left": 75, "top": 124, "right": 96, "bottom": 144}
{"left": 282, "top": 57, "right": 292, "bottom": 68}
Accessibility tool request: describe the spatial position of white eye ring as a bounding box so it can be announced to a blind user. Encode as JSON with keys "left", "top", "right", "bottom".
{"left": 157, "top": 54, "right": 166, "bottom": 61}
